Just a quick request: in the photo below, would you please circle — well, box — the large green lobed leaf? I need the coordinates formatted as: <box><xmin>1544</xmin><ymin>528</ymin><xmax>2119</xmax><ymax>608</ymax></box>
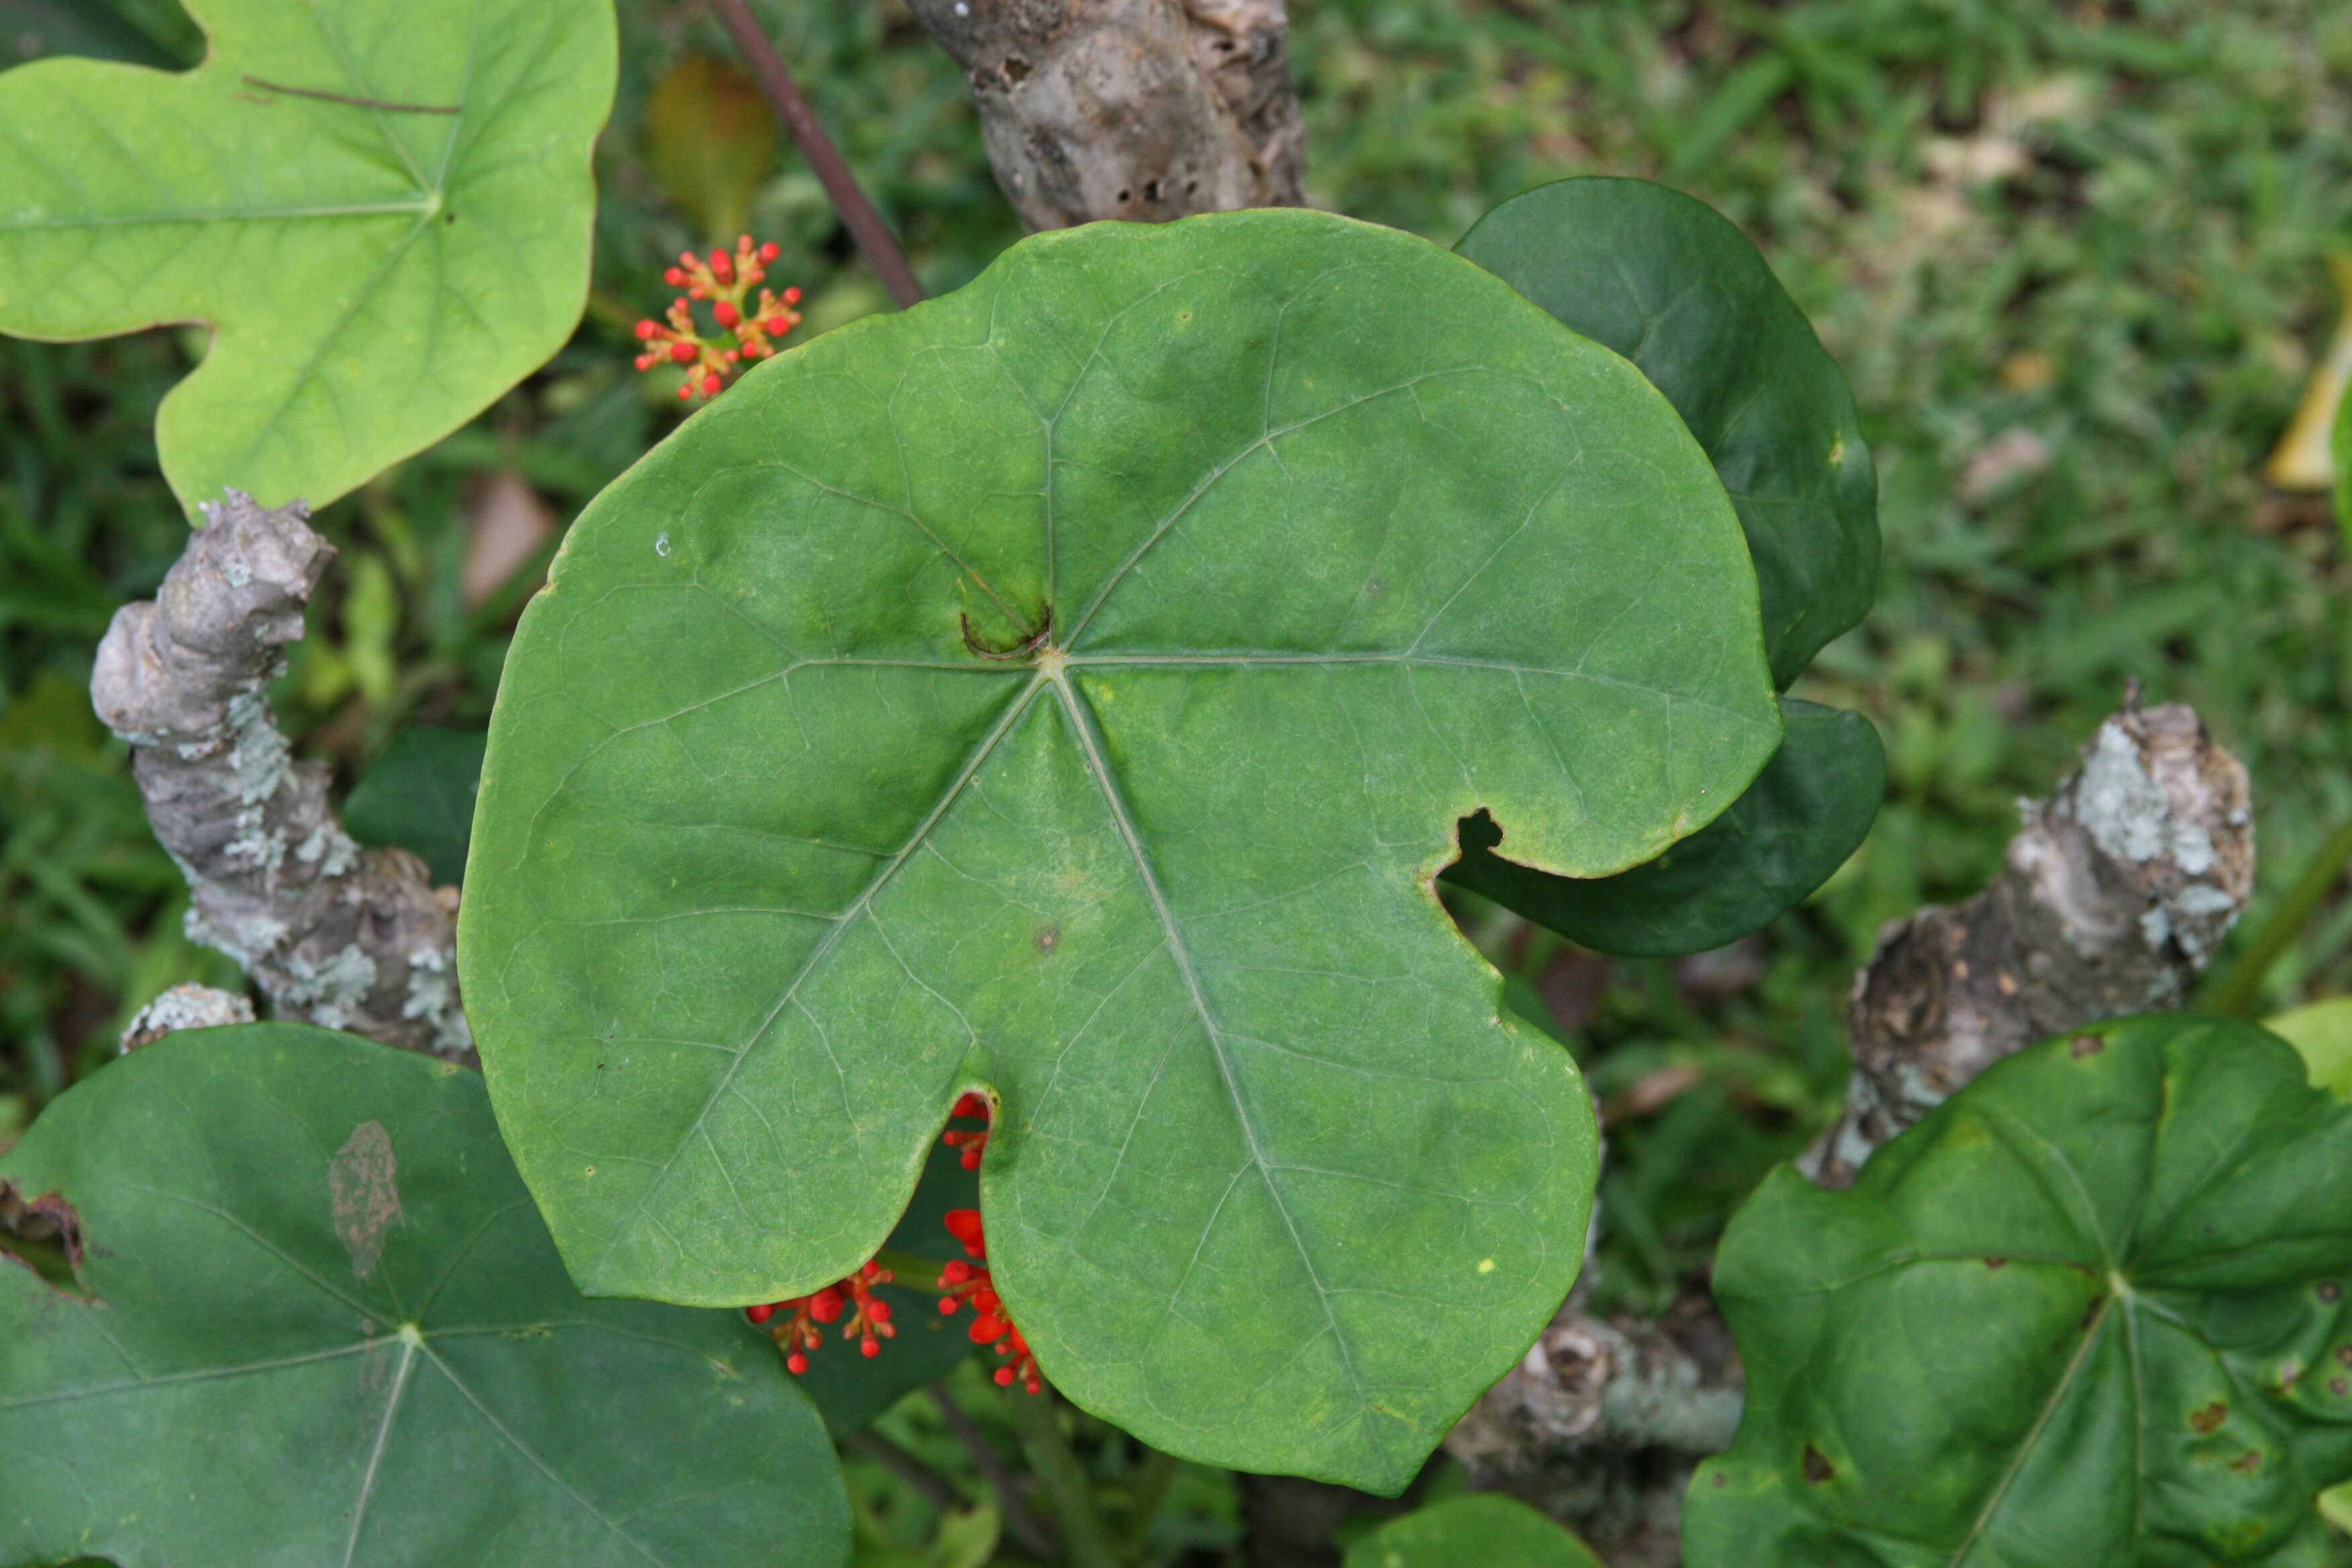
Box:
<box><xmin>0</xmin><ymin>0</ymin><xmax>616</xmax><ymax>516</ymax></box>
<box><xmin>0</xmin><ymin>1024</ymin><xmax>850</xmax><ymax>1568</ymax></box>
<box><xmin>1457</xmin><ymin>177</ymin><xmax>1878</xmax><ymax>689</ymax></box>
<box><xmin>1446</xmin><ymin>179</ymin><xmax>1883</xmax><ymax>953</ymax></box>
<box><xmin>1687</xmin><ymin>1014</ymin><xmax>2352</xmax><ymax>1566</ymax></box>
<box><xmin>1446</xmin><ymin>696</ymin><xmax>1883</xmax><ymax>956</ymax></box>
<box><xmin>461</xmin><ymin>209</ymin><xmax>1781</xmax><ymax>1490</ymax></box>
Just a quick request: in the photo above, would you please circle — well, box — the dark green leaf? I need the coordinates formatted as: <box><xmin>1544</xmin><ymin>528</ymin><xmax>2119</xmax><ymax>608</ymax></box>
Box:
<box><xmin>0</xmin><ymin>0</ymin><xmax>189</xmax><ymax>69</ymax></box>
<box><xmin>0</xmin><ymin>1024</ymin><xmax>850</xmax><ymax>1568</ymax></box>
<box><xmin>461</xmin><ymin>209</ymin><xmax>1782</xmax><ymax>1490</ymax></box>
<box><xmin>0</xmin><ymin>0</ymin><xmax>616</xmax><ymax>516</ymax></box>
<box><xmin>1457</xmin><ymin>177</ymin><xmax>1877</xmax><ymax>688</ymax></box>
<box><xmin>1444</xmin><ymin>698</ymin><xmax>1883</xmax><ymax>956</ymax></box>
<box><xmin>1686</xmin><ymin>1013</ymin><xmax>2352</xmax><ymax>1566</ymax></box>
<box><xmin>1343</xmin><ymin>1494</ymin><xmax>1604</xmax><ymax>1568</ymax></box>
<box><xmin>793</xmin><ymin>1138</ymin><xmax>979</xmax><ymax>1436</ymax></box>
<box><xmin>344</xmin><ymin>726</ymin><xmax>487</xmax><ymax>887</ymax></box>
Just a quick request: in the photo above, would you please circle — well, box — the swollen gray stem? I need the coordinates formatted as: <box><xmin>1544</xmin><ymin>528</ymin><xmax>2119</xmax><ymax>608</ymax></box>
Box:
<box><xmin>907</xmin><ymin>0</ymin><xmax>1305</xmax><ymax>231</ymax></box>
<box><xmin>89</xmin><ymin>491</ymin><xmax>469</xmax><ymax>1059</ymax></box>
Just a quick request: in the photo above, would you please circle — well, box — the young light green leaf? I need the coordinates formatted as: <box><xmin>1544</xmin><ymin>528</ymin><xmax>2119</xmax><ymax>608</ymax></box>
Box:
<box><xmin>1445</xmin><ymin>697</ymin><xmax>1883</xmax><ymax>956</ymax></box>
<box><xmin>0</xmin><ymin>0</ymin><xmax>616</xmax><ymax>517</ymax></box>
<box><xmin>461</xmin><ymin>209</ymin><xmax>1781</xmax><ymax>1491</ymax></box>
<box><xmin>1457</xmin><ymin>177</ymin><xmax>1877</xmax><ymax>689</ymax></box>
<box><xmin>1343</xmin><ymin>1494</ymin><xmax>1604</xmax><ymax>1568</ymax></box>
<box><xmin>1686</xmin><ymin>1013</ymin><xmax>2352</xmax><ymax>1567</ymax></box>
<box><xmin>0</xmin><ymin>1024</ymin><xmax>850</xmax><ymax>1568</ymax></box>
<box><xmin>2266</xmin><ymin>998</ymin><xmax>2352</xmax><ymax>1103</ymax></box>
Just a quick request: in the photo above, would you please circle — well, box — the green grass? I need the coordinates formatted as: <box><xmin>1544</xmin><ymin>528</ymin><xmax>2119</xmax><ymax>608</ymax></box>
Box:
<box><xmin>3</xmin><ymin>0</ymin><xmax>2350</xmax><ymax>1554</ymax></box>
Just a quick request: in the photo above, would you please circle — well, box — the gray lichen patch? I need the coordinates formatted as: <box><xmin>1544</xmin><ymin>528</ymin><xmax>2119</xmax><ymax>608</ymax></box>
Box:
<box><xmin>89</xmin><ymin>491</ymin><xmax>471</xmax><ymax>1060</ymax></box>
<box><xmin>1820</xmin><ymin>697</ymin><xmax>2252</xmax><ymax>1187</ymax></box>
<box><xmin>119</xmin><ymin>983</ymin><xmax>256</xmax><ymax>1050</ymax></box>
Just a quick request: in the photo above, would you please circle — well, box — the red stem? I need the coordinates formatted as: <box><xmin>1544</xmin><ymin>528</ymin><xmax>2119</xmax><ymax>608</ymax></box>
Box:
<box><xmin>704</xmin><ymin>0</ymin><xmax>926</xmax><ymax>310</ymax></box>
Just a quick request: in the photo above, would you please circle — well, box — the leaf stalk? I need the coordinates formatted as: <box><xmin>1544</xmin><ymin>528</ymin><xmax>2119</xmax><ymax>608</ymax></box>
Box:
<box><xmin>703</xmin><ymin>0</ymin><xmax>926</xmax><ymax>309</ymax></box>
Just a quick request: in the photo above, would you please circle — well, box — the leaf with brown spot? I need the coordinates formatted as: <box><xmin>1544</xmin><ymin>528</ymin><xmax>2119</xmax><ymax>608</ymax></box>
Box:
<box><xmin>1689</xmin><ymin>1014</ymin><xmax>2352</xmax><ymax>1565</ymax></box>
<box><xmin>328</xmin><ymin>1120</ymin><xmax>404</xmax><ymax>1281</ymax></box>
<box><xmin>0</xmin><ymin>1024</ymin><xmax>848</xmax><ymax>1568</ymax></box>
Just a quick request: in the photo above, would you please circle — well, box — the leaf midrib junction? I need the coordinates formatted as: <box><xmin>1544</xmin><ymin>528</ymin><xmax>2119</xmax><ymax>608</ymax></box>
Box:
<box><xmin>591</xmin><ymin>648</ymin><xmax>1389</xmax><ymax>1443</ymax></box>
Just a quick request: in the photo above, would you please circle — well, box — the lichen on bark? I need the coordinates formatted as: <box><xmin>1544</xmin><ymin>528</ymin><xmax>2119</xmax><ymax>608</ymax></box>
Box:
<box><xmin>89</xmin><ymin>491</ymin><xmax>469</xmax><ymax>1059</ymax></box>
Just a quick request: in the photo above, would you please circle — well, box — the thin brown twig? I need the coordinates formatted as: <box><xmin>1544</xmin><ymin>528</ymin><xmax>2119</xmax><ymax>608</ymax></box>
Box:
<box><xmin>703</xmin><ymin>0</ymin><xmax>926</xmax><ymax>309</ymax></box>
<box><xmin>926</xmin><ymin>1381</ymin><xmax>1059</xmax><ymax>1559</ymax></box>
<box><xmin>240</xmin><ymin>75</ymin><xmax>461</xmax><ymax>113</ymax></box>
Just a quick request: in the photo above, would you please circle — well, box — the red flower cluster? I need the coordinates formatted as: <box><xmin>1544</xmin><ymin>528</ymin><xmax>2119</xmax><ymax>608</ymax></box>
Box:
<box><xmin>938</xmin><ymin>1206</ymin><xmax>1040</xmax><ymax>1393</ymax></box>
<box><xmin>632</xmin><ymin>234</ymin><xmax>803</xmax><ymax>402</ymax></box>
<box><xmin>942</xmin><ymin>1091</ymin><xmax>992</xmax><ymax>1171</ymax></box>
<box><xmin>744</xmin><ymin>1259</ymin><xmax>895</xmax><ymax>1374</ymax></box>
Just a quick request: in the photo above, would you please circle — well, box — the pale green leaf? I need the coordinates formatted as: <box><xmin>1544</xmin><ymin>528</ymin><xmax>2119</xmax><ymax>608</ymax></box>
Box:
<box><xmin>461</xmin><ymin>209</ymin><xmax>1781</xmax><ymax>1491</ymax></box>
<box><xmin>2267</xmin><ymin>998</ymin><xmax>2352</xmax><ymax>1102</ymax></box>
<box><xmin>0</xmin><ymin>0</ymin><xmax>616</xmax><ymax>516</ymax></box>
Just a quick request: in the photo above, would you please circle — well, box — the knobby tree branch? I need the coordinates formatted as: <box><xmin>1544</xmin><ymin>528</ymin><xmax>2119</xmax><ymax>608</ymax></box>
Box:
<box><xmin>908</xmin><ymin>0</ymin><xmax>1305</xmax><ymax>230</ymax></box>
<box><xmin>1814</xmin><ymin>692</ymin><xmax>2253</xmax><ymax>1185</ymax></box>
<box><xmin>90</xmin><ymin>491</ymin><xmax>470</xmax><ymax>1059</ymax></box>
<box><xmin>1449</xmin><ymin>695</ymin><xmax>2254</xmax><ymax>1565</ymax></box>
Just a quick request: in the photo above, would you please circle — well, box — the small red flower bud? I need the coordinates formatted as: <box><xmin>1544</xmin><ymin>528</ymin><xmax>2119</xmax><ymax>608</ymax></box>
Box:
<box><xmin>746</xmin><ymin>1302</ymin><xmax>774</xmax><ymax>1324</ymax></box>
<box><xmin>810</xmin><ymin>1287</ymin><xmax>844</xmax><ymax>1324</ymax></box>
<box><xmin>677</xmin><ymin>385</ymin><xmax>693</xmax><ymax>401</ymax></box>
<box><xmin>634</xmin><ymin>319</ymin><xmax>658</xmax><ymax>340</ymax></box>
<box><xmin>952</xmin><ymin>1093</ymin><xmax>987</xmax><ymax>1119</ymax></box>
<box><xmin>701</xmin><ymin>373</ymin><xmax>722</xmax><ymax>395</ymax></box>
<box><xmin>710</xmin><ymin>248</ymin><xmax>733</xmax><ymax>281</ymax></box>
<box><xmin>663</xmin><ymin>266</ymin><xmax>685</xmax><ymax>285</ymax></box>
<box><xmin>763</xmin><ymin>316</ymin><xmax>790</xmax><ymax>335</ymax></box>
<box><xmin>861</xmin><ymin>1338</ymin><xmax>881</xmax><ymax>1357</ymax></box>
<box><xmin>866</xmin><ymin>1298</ymin><xmax>892</xmax><ymax>1324</ymax></box>
<box><xmin>761</xmin><ymin>242</ymin><xmax>781</xmax><ymax>263</ymax></box>
<box><xmin>941</xmin><ymin>1260</ymin><xmax>973</xmax><ymax>1285</ymax></box>
<box><xmin>714</xmin><ymin>300</ymin><xmax>740</xmax><ymax>328</ymax></box>
<box><xmin>670</xmin><ymin>341</ymin><xmax>697</xmax><ymax>364</ymax></box>
<box><xmin>786</xmin><ymin>1351</ymin><xmax>807</xmax><ymax>1374</ymax></box>
<box><xmin>940</xmin><ymin>1297</ymin><xmax>959</xmax><ymax>1314</ymax></box>
<box><xmin>784</xmin><ymin>286</ymin><xmax>802</xmax><ymax>304</ymax></box>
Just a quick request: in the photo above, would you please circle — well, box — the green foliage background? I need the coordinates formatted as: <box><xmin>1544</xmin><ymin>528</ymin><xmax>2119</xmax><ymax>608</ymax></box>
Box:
<box><xmin>2</xmin><ymin>0</ymin><xmax>2350</xmax><ymax>1558</ymax></box>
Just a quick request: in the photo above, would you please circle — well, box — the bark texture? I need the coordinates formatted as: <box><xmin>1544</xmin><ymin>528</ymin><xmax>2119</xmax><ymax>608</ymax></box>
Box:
<box><xmin>908</xmin><ymin>0</ymin><xmax>1304</xmax><ymax>230</ymax></box>
<box><xmin>89</xmin><ymin>491</ymin><xmax>469</xmax><ymax>1058</ymax></box>
<box><xmin>119</xmin><ymin>983</ymin><xmax>256</xmax><ymax>1050</ymax></box>
<box><xmin>1448</xmin><ymin>696</ymin><xmax>2253</xmax><ymax>1563</ymax></box>
<box><xmin>1810</xmin><ymin>693</ymin><xmax>2252</xmax><ymax>1185</ymax></box>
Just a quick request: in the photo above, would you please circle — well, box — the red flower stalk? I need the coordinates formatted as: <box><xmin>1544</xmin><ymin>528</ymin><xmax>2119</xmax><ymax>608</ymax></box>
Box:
<box><xmin>942</xmin><ymin>1091</ymin><xmax>992</xmax><ymax>1171</ymax></box>
<box><xmin>935</xmin><ymin>1207</ymin><xmax>1042</xmax><ymax>1393</ymax></box>
<box><xmin>632</xmin><ymin>233</ymin><xmax>803</xmax><ymax>402</ymax></box>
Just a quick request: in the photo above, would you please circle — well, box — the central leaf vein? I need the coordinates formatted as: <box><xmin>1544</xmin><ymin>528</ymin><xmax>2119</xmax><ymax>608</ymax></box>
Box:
<box><xmin>1046</xmin><ymin>670</ymin><xmax>1379</xmax><ymax>1437</ymax></box>
<box><xmin>595</xmin><ymin>673</ymin><xmax>1044</xmax><ymax>1275</ymax></box>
